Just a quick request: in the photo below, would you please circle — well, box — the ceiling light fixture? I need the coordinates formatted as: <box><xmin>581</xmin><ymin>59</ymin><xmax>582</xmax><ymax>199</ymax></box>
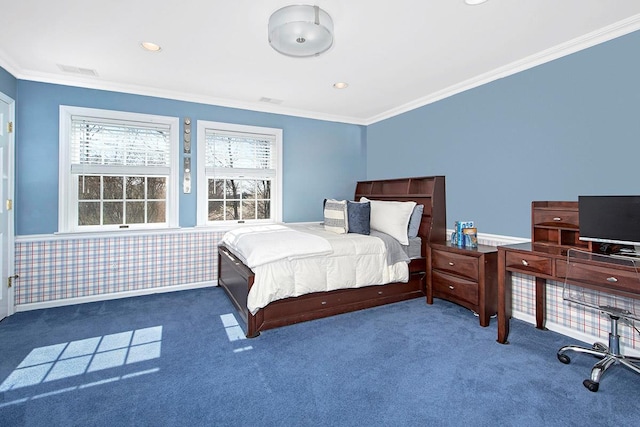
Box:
<box><xmin>141</xmin><ymin>42</ymin><xmax>162</xmax><ymax>52</ymax></box>
<box><xmin>464</xmin><ymin>0</ymin><xmax>488</xmax><ymax>5</ymax></box>
<box><xmin>268</xmin><ymin>5</ymin><xmax>334</xmax><ymax>57</ymax></box>
<box><xmin>333</xmin><ymin>82</ymin><xmax>348</xmax><ymax>89</ymax></box>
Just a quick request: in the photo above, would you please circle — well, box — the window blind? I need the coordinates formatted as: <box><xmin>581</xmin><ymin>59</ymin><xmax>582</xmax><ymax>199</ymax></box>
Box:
<box><xmin>70</xmin><ymin>115</ymin><xmax>172</xmax><ymax>173</ymax></box>
<box><xmin>204</xmin><ymin>129</ymin><xmax>275</xmax><ymax>176</ymax></box>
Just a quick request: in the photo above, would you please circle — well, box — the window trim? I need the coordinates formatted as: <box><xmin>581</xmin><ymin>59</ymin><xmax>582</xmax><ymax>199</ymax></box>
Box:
<box><xmin>59</xmin><ymin>106</ymin><xmax>180</xmax><ymax>233</ymax></box>
<box><xmin>196</xmin><ymin>120</ymin><xmax>283</xmax><ymax>227</ymax></box>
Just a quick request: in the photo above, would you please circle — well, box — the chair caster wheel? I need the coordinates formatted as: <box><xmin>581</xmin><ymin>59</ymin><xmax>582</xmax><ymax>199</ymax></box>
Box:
<box><xmin>557</xmin><ymin>353</ymin><xmax>571</xmax><ymax>364</ymax></box>
<box><xmin>583</xmin><ymin>379</ymin><xmax>599</xmax><ymax>392</ymax></box>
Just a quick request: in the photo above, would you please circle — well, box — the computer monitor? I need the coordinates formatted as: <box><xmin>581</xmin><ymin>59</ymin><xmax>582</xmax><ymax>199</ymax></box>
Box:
<box><xmin>579</xmin><ymin>195</ymin><xmax>640</xmax><ymax>256</ymax></box>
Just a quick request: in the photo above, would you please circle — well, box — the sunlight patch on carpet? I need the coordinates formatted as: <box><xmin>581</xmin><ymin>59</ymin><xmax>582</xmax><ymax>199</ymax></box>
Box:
<box><xmin>0</xmin><ymin>326</ymin><xmax>163</xmax><ymax>392</ymax></box>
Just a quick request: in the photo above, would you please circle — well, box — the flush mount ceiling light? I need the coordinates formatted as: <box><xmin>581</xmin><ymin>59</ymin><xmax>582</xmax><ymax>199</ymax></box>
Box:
<box><xmin>465</xmin><ymin>0</ymin><xmax>488</xmax><ymax>5</ymax></box>
<box><xmin>268</xmin><ymin>5</ymin><xmax>334</xmax><ymax>57</ymax></box>
<box><xmin>333</xmin><ymin>82</ymin><xmax>348</xmax><ymax>89</ymax></box>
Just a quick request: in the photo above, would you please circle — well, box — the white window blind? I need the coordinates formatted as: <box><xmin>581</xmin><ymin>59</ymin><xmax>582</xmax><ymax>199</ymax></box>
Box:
<box><xmin>70</xmin><ymin>115</ymin><xmax>172</xmax><ymax>174</ymax></box>
<box><xmin>204</xmin><ymin>129</ymin><xmax>276</xmax><ymax>177</ymax></box>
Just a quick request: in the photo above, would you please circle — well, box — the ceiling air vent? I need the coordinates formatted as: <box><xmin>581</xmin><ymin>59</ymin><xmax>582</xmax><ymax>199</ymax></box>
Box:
<box><xmin>57</xmin><ymin>64</ymin><xmax>99</xmax><ymax>77</ymax></box>
<box><xmin>259</xmin><ymin>97</ymin><xmax>283</xmax><ymax>105</ymax></box>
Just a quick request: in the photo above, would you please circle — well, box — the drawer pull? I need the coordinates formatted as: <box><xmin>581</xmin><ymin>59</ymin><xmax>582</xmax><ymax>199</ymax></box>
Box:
<box><xmin>606</xmin><ymin>277</ymin><xmax>618</xmax><ymax>283</ymax></box>
<box><xmin>449</xmin><ymin>285</ymin><xmax>455</xmax><ymax>290</ymax></box>
<box><xmin>448</xmin><ymin>262</ymin><xmax>455</xmax><ymax>266</ymax></box>
<box><xmin>378</xmin><ymin>291</ymin><xmax>384</xmax><ymax>295</ymax></box>
<box><xmin>553</xmin><ymin>217</ymin><xmax>562</xmax><ymax>221</ymax></box>
<box><xmin>321</xmin><ymin>301</ymin><xmax>327</xmax><ymax>305</ymax></box>
<box><xmin>521</xmin><ymin>259</ymin><xmax>529</xmax><ymax>266</ymax></box>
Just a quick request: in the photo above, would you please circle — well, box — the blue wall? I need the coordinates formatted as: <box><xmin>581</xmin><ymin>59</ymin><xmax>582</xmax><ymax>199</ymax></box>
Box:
<box><xmin>0</xmin><ymin>66</ymin><xmax>17</xmax><ymax>100</ymax></box>
<box><xmin>366</xmin><ymin>30</ymin><xmax>640</xmax><ymax>238</ymax></box>
<box><xmin>11</xmin><ymin>28</ymin><xmax>640</xmax><ymax>238</ymax></box>
<box><xmin>15</xmin><ymin>82</ymin><xmax>365</xmax><ymax>235</ymax></box>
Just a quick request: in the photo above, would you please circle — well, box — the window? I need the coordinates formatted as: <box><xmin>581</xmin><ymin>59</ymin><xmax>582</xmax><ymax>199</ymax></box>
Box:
<box><xmin>196</xmin><ymin>121</ymin><xmax>282</xmax><ymax>226</ymax></box>
<box><xmin>59</xmin><ymin>106</ymin><xmax>179</xmax><ymax>232</ymax></box>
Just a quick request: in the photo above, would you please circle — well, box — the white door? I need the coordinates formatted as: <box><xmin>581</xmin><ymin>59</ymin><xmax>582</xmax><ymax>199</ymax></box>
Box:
<box><xmin>0</xmin><ymin>93</ymin><xmax>15</xmax><ymax>320</ymax></box>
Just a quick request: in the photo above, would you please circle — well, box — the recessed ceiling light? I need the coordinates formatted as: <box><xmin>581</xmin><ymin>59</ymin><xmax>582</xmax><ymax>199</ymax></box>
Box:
<box><xmin>141</xmin><ymin>42</ymin><xmax>162</xmax><ymax>52</ymax></box>
<box><xmin>465</xmin><ymin>0</ymin><xmax>488</xmax><ymax>5</ymax></box>
<box><xmin>333</xmin><ymin>82</ymin><xmax>348</xmax><ymax>89</ymax></box>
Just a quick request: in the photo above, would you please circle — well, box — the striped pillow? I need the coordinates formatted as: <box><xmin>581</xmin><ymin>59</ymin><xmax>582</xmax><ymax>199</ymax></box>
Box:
<box><xmin>324</xmin><ymin>199</ymin><xmax>348</xmax><ymax>234</ymax></box>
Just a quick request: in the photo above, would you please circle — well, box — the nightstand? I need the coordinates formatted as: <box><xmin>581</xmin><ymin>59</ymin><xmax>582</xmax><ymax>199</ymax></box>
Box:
<box><xmin>427</xmin><ymin>242</ymin><xmax>498</xmax><ymax>326</ymax></box>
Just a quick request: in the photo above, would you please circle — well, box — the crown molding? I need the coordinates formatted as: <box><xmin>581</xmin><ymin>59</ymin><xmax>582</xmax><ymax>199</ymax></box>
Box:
<box><xmin>1</xmin><ymin>65</ymin><xmax>368</xmax><ymax>126</ymax></box>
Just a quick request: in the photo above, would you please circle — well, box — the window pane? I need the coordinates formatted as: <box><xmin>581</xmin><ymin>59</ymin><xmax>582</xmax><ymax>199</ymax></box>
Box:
<box><xmin>257</xmin><ymin>180</ymin><xmax>271</xmax><ymax>199</ymax></box>
<box><xmin>147</xmin><ymin>201</ymin><xmax>166</xmax><ymax>223</ymax></box>
<box><xmin>209</xmin><ymin>179</ymin><xmax>223</xmax><ymax>199</ymax></box>
<box><xmin>240</xmin><ymin>180</ymin><xmax>256</xmax><ymax>199</ymax></box>
<box><xmin>78</xmin><ymin>202</ymin><xmax>100</xmax><ymax>225</ymax></box>
<box><xmin>103</xmin><ymin>202</ymin><xmax>123</xmax><ymax>224</ymax></box>
<box><xmin>225</xmin><ymin>180</ymin><xmax>240</xmax><ymax>199</ymax></box>
<box><xmin>126</xmin><ymin>201</ymin><xmax>145</xmax><ymax>223</ymax></box>
<box><xmin>258</xmin><ymin>201</ymin><xmax>271</xmax><ymax>220</ymax></box>
<box><xmin>147</xmin><ymin>177</ymin><xmax>166</xmax><ymax>200</ymax></box>
<box><xmin>243</xmin><ymin>201</ymin><xmax>256</xmax><ymax>220</ymax></box>
<box><xmin>78</xmin><ymin>176</ymin><xmax>101</xmax><ymax>200</ymax></box>
<box><xmin>225</xmin><ymin>201</ymin><xmax>240</xmax><ymax>220</ymax></box>
<box><xmin>126</xmin><ymin>177</ymin><xmax>145</xmax><ymax>200</ymax></box>
<box><xmin>103</xmin><ymin>176</ymin><xmax>123</xmax><ymax>200</ymax></box>
<box><xmin>208</xmin><ymin>201</ymin><xmax>224</xmax><ymax>220</ymax></box>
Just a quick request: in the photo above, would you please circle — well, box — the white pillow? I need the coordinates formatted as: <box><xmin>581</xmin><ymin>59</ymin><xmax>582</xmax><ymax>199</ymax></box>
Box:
<box><xmin>360</xmin><ymin>197</ymin><xmax>416</xmax><ymax>245</ymax></box>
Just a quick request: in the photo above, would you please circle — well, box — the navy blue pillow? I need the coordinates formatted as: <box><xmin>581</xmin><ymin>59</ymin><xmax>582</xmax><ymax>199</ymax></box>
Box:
<box><xmin>347</xmin><ymin>201</ymin><xmax>370</xmax><ymax>235</ymax></box>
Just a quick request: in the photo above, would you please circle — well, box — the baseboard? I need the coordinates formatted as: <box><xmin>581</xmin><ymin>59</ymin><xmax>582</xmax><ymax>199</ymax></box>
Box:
<box><xmin>514</xmin><ymin>310</ymin><xmax>640</xmax><ymax>358</ymax></box>
<box><xmin>15</xmin><ymin>281</ymin><xmax>218</xmax><ymax>312</ymax></box>
<box><xmin>446</xmin><ymin>229</ymin><xmax>529</xmax><ymax>247</ymax></box>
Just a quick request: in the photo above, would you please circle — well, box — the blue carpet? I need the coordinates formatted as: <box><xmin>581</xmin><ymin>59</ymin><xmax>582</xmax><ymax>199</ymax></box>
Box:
<box><xmin>0</xmin><ymin>287</ymin><xmax>638</xmax><ymax>426</ymax></box>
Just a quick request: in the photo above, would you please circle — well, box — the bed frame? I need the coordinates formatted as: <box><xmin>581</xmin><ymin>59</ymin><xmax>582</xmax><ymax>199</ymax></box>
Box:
<box><xmin>217</xmin><ymin>176</ymin><xmax>446</xmax><ymax>337</ymax></box>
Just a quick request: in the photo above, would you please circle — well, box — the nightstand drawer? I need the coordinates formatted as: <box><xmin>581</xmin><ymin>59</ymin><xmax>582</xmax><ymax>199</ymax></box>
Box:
<box><xmin>505</xmin><ymin>251</ymin><xmax>552</xmax><ymax>276</ymax></box>
<box><xmin>431</xmin><ymin>249</ymin><xmax>479</xmax><ymax>281</ymax></box>
<box><xmin>431</xmin><ymin>270</ymin><xmax>478</xmax><ymax>306</ymax></box>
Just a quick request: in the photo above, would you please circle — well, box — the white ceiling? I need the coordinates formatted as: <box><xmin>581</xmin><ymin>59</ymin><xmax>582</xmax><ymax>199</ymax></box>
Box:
<box><xmin>2</xmin><ymin>1</ymin><xmax>640</xmax><ymax>125</ymax></box>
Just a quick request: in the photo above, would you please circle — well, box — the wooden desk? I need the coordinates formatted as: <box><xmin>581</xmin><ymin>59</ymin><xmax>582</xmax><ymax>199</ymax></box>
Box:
<box><xmin>497</xmin><ymin>243</ymin><xmax>640</xmax><ymax>344</ymax></box>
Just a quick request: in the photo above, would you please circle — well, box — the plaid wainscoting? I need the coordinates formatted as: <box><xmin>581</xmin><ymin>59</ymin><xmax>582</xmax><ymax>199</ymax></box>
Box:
<box><xmin>15</xmin><ymin>230</ymin><xmax>227</xmax><ymax>307</ymax></box>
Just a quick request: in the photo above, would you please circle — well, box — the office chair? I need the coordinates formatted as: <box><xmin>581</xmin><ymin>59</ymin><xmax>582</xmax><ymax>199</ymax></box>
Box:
<box><xmin>556</xmin><ymin>249</ymin><xmax>640</xmax><ymax>392</ymax></box>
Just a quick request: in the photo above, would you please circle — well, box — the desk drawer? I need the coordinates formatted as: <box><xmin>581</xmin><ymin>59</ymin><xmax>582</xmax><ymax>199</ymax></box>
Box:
<box><xmin>533</xmin><ymin>209</ymin><xmax>579</xmax><ymax>227</ymax></box>
<box><xmin>505</xmin><ymin>252</ymin><xmax>552</xmax><ymax>276</ymax></box>
<box><xmin>556</xmin><ymin>260</ymin><xmax>639</xmax><ymax>293</ymax></box>
<box><xmin>431</xmin><ymin>270</ymin><xmax>478</xmax><ymax>306</ymax></box>
<box><xmin>431</xmin><ymin>249</ymin><xmax>479</xmax><ymax>281</ymax></box>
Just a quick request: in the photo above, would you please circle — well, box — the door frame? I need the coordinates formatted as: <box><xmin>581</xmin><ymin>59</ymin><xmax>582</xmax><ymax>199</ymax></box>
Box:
<box><xmin>0</xmin><ymin>91</ymin><xmax>16</xmax><ymax>318</ymax></box>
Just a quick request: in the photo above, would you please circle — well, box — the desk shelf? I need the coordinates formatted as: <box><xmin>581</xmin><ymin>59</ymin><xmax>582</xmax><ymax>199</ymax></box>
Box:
<box><xmin>532</xmin><ymin>201</ymin><xmax>589</xmax><ymax>255</ymax></box>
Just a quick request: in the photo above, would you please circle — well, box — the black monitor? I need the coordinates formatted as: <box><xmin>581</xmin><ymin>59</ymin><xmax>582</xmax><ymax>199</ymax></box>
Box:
<box><xmin>579</xmin><ymin>195</ymin><xmax>640</xmax><ymax>256</ymax></box>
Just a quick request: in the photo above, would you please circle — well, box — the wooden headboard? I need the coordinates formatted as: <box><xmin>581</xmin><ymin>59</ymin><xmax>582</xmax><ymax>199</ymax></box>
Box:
<box><xmin>354</xmin><ymin>176</ymin><xmax>446</xmax><ymax>257</ymax></box>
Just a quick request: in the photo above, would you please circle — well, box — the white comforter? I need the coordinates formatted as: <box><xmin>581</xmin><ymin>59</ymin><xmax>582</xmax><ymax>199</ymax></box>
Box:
<box><xmin>222</xmin><ymin>223</ymin><xmax>409</xmax><ymax>314</ymax></box>
<box><xmin>221</xmin><ymin>224</ymin><xmax>333</xmax><ymax>268</ymax></box>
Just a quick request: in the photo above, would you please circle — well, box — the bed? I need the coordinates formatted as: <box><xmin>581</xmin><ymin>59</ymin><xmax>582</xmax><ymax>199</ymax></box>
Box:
<box><xmin>217</xmin><ymin>176</ymin><xmax>446</xmax><ymax>337</ymax></box>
